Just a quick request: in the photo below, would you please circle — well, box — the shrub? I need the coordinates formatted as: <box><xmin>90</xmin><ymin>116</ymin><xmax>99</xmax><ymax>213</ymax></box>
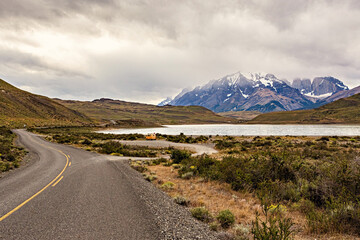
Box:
<box><xmin>161</xmin><ymin>181</ymin><xmax>175</xmax><ymax>190</ymax></box>
<box><xmin>209</xmin><ymin>221</ymin><xmax>220</xmax><ymax>231</ymax></box>
<box><xmin>171</xmin><ymin>149</ymin><xmax>191</xmax><ymax>164</ymax></box>
<box><xmin>234</xmin><ymin>224</ymin><xmax>251</xmax><ymax>240</ymax></box>
<box><xmin>143</xmin><ymin>174</ymin><xmax>157</xmax><ymax>182</ymax></box>
<box><xmin>172</xmin><ymin>163</ymin><xmax>181</xmax><ymax>169</ymax></box>
<box><xmin>216</xmin><ymin>209</ymin><xmax>235</xmax><ymax>228</ymax></box>
<box><xmin>130</xmin><ymin>162</ymin><xmax>147</xmax><ymax>173</ymax></box>
<box><xmin>151</xmin><ymin>158</ymin><xmax>168</xmax><ymax>165</ymax></box>
<box><xmin>181</xmin><ymin>171</ymin><xmax>194</xmax><ymax>179</ymax></box>
<box><xmin>251</xmin><ymin>197</ymin><xmax>294</xmax><ymax>240</ymax></box>
<box><xmin>173</xmin><ymin>195</ymin><xmax>190</xmax><ymax>206</ymax></box>
<box><xmin>190</xmin><ymin>207</ymin><xmax>212</xmax><ymax>223</ymax></box>
<box><xmin>81</xmin><ymin>139</ymin><xmax>92</xmax><ymax>145</ymax></box>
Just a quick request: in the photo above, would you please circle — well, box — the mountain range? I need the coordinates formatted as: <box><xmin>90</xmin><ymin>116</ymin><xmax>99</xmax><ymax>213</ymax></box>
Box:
<box><xmin>160</xmin><ymin>72</ymin><xmax>360</xmax><ymax>113</ymax></box>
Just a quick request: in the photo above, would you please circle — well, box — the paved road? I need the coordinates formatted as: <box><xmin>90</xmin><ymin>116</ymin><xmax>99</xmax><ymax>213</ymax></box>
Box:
<box><xmin>0</xmin><ymin>130</ymin><xmax>218</xmax><ymax>240</ymax></box>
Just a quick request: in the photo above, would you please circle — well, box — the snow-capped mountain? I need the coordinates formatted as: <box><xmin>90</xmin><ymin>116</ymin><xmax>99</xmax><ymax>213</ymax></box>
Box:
<box><xmin>158</xmin><ymin>97</ymin><xmax>172</xmax><ymax>106</ymax></box>
<box><xmin>159</xmin><ymin>72</ymin><xmax>355</xmax><ymax>113</ymax></box>
<box><xmin>292</xmin><ymin>77</ymin><xmax>349</xmax><ymax>99</ymax></box>
<box><xmin>161</xmin><ymin>72</ymin><xmax>314</xmax><ymax>113</ymax></box>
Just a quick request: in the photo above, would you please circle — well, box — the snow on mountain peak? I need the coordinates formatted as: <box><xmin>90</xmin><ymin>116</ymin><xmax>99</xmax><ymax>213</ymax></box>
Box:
<box><xmin>226</xmin><ymin>72</ymin><xmax>240</xmax><ymax>82</ymax></box>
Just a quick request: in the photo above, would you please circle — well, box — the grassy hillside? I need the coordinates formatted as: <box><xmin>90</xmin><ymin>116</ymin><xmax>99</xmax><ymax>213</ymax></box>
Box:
<box><xmin>250</xmin><ymin>93</ymin><xmax>360</xmax><ymax>124</ymax></box>
<box><xmin>0</xmin><ymin>79</ymin><xmax>92</xmax><ymax>128</ymax></box>
<box><xmin>218</xmin><ymin>111</ymin><xmax>261</xmax><ymax>121</ymax></box>
<box><xmin>56</xmin><ymin>98</ymin><xmax>235</xmax><ymax>126</ymax></box>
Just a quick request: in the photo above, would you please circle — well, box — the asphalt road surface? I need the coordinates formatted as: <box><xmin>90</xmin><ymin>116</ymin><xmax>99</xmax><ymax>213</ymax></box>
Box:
<box><xmin>0</xmin><ymin>130</ymin><xmax>218</xmax><ymax>240</ymax></box>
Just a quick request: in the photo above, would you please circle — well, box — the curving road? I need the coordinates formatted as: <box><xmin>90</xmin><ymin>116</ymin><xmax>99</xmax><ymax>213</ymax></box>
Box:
<box><xmin>0</xmin><ymin>130</ymin><xmax>218</xmax><ymax>240</ymax></box>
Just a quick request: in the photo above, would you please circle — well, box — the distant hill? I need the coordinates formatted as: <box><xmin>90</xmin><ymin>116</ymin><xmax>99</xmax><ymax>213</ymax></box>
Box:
<box><xmin>0</xmin><ymin>79</ymin><xmax>92</xmax><ymax>128</ymax></box>
<box><xmin>250</xmin><ymin>93</ymin><xmax>360</xmax><ymax>124</ymax></box>
<box><xmin>55</xmin><ymin>98</ymin><xmax>235</xmax><ymax>126</ymax></box>
<box><xmin>320</xmin><ymin>86</ymin><xmax>360</xmax><ymax>104</ymax></box>
<box><xmin>218</xmin><ymin>111</ymin><xmax>261</xmax><ymax>121</ymax></box>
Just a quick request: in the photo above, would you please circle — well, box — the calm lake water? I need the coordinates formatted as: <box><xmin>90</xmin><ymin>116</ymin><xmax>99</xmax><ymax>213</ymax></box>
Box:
<box><xmin>98</xmin><ymin>124</ymin><xmax>360</xmax><ymax>136</ymax></box>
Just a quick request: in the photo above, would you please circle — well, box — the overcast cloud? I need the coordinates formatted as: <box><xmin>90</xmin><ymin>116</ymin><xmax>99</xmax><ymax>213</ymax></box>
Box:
<box><xmin>0</xmin><ymin>0</ymin><xmax>359</xmax><ymax>104</ymax></box>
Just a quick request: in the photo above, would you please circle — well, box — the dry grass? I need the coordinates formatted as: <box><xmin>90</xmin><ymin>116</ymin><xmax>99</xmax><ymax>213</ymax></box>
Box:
<box><xmin>147</xmin><ymin>164</ymin><xmax>360</xmax><ymax>240</ymax></box>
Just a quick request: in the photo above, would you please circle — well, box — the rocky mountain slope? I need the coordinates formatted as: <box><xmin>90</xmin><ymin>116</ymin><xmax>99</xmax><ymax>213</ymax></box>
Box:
<box><xmin>161</xmin><ymin>72</ymin><xmax>313</xmax><ymax>113</ymax></box>
<box><xmin>292</xmin><ymin>77</ymin><xmax>348</xmax><ymax>98</ymax></box>
<box><xmin>0</xmin><ymin>79</ymin><xmax>92</xmax><ymax>128</ymax></box>
<box><xmin>250</xmin><ymin>93</ymin><xmax>360</xmax><ymax>124</ymax></box>
<box><xmin>320</xmin><ymin>85</ymin><xmax>360</xmax><ymax>104</ymax></box>
<box><xmin>161</xmin><ymin>72</ymin><xmax>357</xmax><ymax>113</ymax></box>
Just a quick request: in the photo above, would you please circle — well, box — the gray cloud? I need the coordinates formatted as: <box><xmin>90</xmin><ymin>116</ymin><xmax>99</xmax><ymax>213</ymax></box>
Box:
<box><xmin>0</xmin><ymin>0</ymin><xmax>359</xmax><ymax>104</ymax></box>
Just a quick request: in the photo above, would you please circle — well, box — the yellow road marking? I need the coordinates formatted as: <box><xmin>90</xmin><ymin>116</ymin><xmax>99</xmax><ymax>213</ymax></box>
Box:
<box><xmin>52</xmin><ymin>176</ymin><xmax>64</xmax><ymax>187</ymax></box>
<box><xmin>0</xmin><ymin>139</ymin><xmax>69</xmax><ymax>222</ymax></box>
<box><xmin>69</xmin><ymin>162</ymin><xmax>72</xmax><ymax>167</ymax></box>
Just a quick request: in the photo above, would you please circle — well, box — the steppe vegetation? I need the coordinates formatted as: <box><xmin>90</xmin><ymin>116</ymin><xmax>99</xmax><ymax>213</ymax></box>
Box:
<box><xmin>30</xmin><ymin>127</ymin><xmax>172</xmax><ymax>158</ymax></box>
<box><xmin>133</xmin><ymin>135</ymin><xmax>360</xmax><ymax>239</ymax></box>
<box><xmin>17</xmin><ymin>127</ymin><xmax>360</xmax><ymax>238</ymax></box>
<box><xmin>0</xmin><ymin>127</ymin><xmax>25</xmax><ymax>172</ymax></box>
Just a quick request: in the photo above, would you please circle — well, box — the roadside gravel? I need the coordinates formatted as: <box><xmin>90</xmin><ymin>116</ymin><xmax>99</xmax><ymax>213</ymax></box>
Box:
<box><xmin>112</xmin><ymin>160</ymin><xmax>221</xmax><ymax>240</ymax></box>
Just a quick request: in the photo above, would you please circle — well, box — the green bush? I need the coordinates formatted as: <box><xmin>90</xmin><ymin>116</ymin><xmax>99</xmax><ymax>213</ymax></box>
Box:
<box><xmin>170</xmin><ymin>149</ymin><xmax>191</xmax><ymax>164</ymax></box>
<box><xmin>216</xmin><ymin>209</ymin><xmax>235</xmax><ymax>228</ymax></box>
<box><xmin>190</xmin><ymin>207</ymin><xmax>212</xmax><ymax>223</ymax></box>
<box><xmin>161</xmin><ymin>181</ymin><xmax>175</xmax><ymax>190</ymax></box>
<box><xmin>173</xmin><ymin>195</ymin><xmax>190</xmax><ymax>206</ymax></box>
<box><xmin>181</xmin><ymin>171</ymin><xmax>194</xmax><ymax>179</ymax></box>
<box><xmin>209</xmin><ymin>221</ymin><xmax>220</xmax><ymax>231</ymax></box>
<box><xmin>130</xmin><ymin>162</ymin><xmax>147</xmax><ymax>173</ymax></box>
<box><xmin>251</xmin><ymin>198</ymin><xmax>294</xmax><ymax>240</ymax></box>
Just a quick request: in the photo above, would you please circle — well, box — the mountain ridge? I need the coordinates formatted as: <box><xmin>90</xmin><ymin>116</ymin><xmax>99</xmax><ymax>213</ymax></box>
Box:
<box><xmin>161</xmin><ymin>72</ymin><xmax>357</xmax><ymax>113</ymax></box>
<box><xmin>55</xmin><ymin>98</ymin><xmax>236</xmax><ymax>126</ymax></box>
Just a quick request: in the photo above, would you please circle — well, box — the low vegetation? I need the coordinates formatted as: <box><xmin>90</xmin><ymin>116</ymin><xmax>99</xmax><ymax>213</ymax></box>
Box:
<box><xmin>25</xmin><ymin>126</ymin><xmax>360</xmax><ymax>238</ymax></box>
<box><xmin>161</xmin><ymin>133</ymin><xmax>209</xmax><ymax>144</ymax></box>
<box><xmin>133</xmin><ymin>136</ymin><xmax>360</xmax><ymax>239</ymax></box>
<box><xmin>31</xmin><ymin>127</ymin><xmax>171</xmax><ymax>157</ymax></box>
<box><xmin>251</xmin><ymin>197</ymin><xmax>294</xmax><ymax>240</ymax></box>
<box><xmin>0</xmin><ymin>127</ymin><xmax>25</xmax><ymax>172</ymax></box>
<box><xmin>191</xmin><ymin>207</ymin><xmax>213</xmax><ymax>223</ymax></box>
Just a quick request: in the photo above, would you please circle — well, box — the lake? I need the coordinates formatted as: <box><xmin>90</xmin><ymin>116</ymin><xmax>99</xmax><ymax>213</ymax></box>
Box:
<box><xmin>98</xmin><ymin>124</ymin><xmax>360</xmax><ymax>136</ymax></box>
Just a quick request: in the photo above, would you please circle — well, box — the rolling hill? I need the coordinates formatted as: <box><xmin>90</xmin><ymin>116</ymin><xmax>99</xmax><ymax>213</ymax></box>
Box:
<box><xmin>55</xmin><ymin>98</ymin><xmax>235</xmax><ymax>126</ymax></box>
<box><xmin>250</xmin><ymin>93</ymin><xmax>360</xmax><ymax>124</ymax></box>
<box><xmin>218</xmin><ymin>111</ymin><xmax>261</xmax><ymax>121</ymax></box>
<box><xmin>0</xmin><ymin>79</ymin><xmax>92</xmax><ymax>128</ymax></box>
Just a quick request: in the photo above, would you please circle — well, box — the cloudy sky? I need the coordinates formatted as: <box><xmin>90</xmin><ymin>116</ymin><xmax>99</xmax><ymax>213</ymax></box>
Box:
<box><xmin>1</xmin><ymin>0</ymin><xmax>360</xmax><ymax>104</ymax></box>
